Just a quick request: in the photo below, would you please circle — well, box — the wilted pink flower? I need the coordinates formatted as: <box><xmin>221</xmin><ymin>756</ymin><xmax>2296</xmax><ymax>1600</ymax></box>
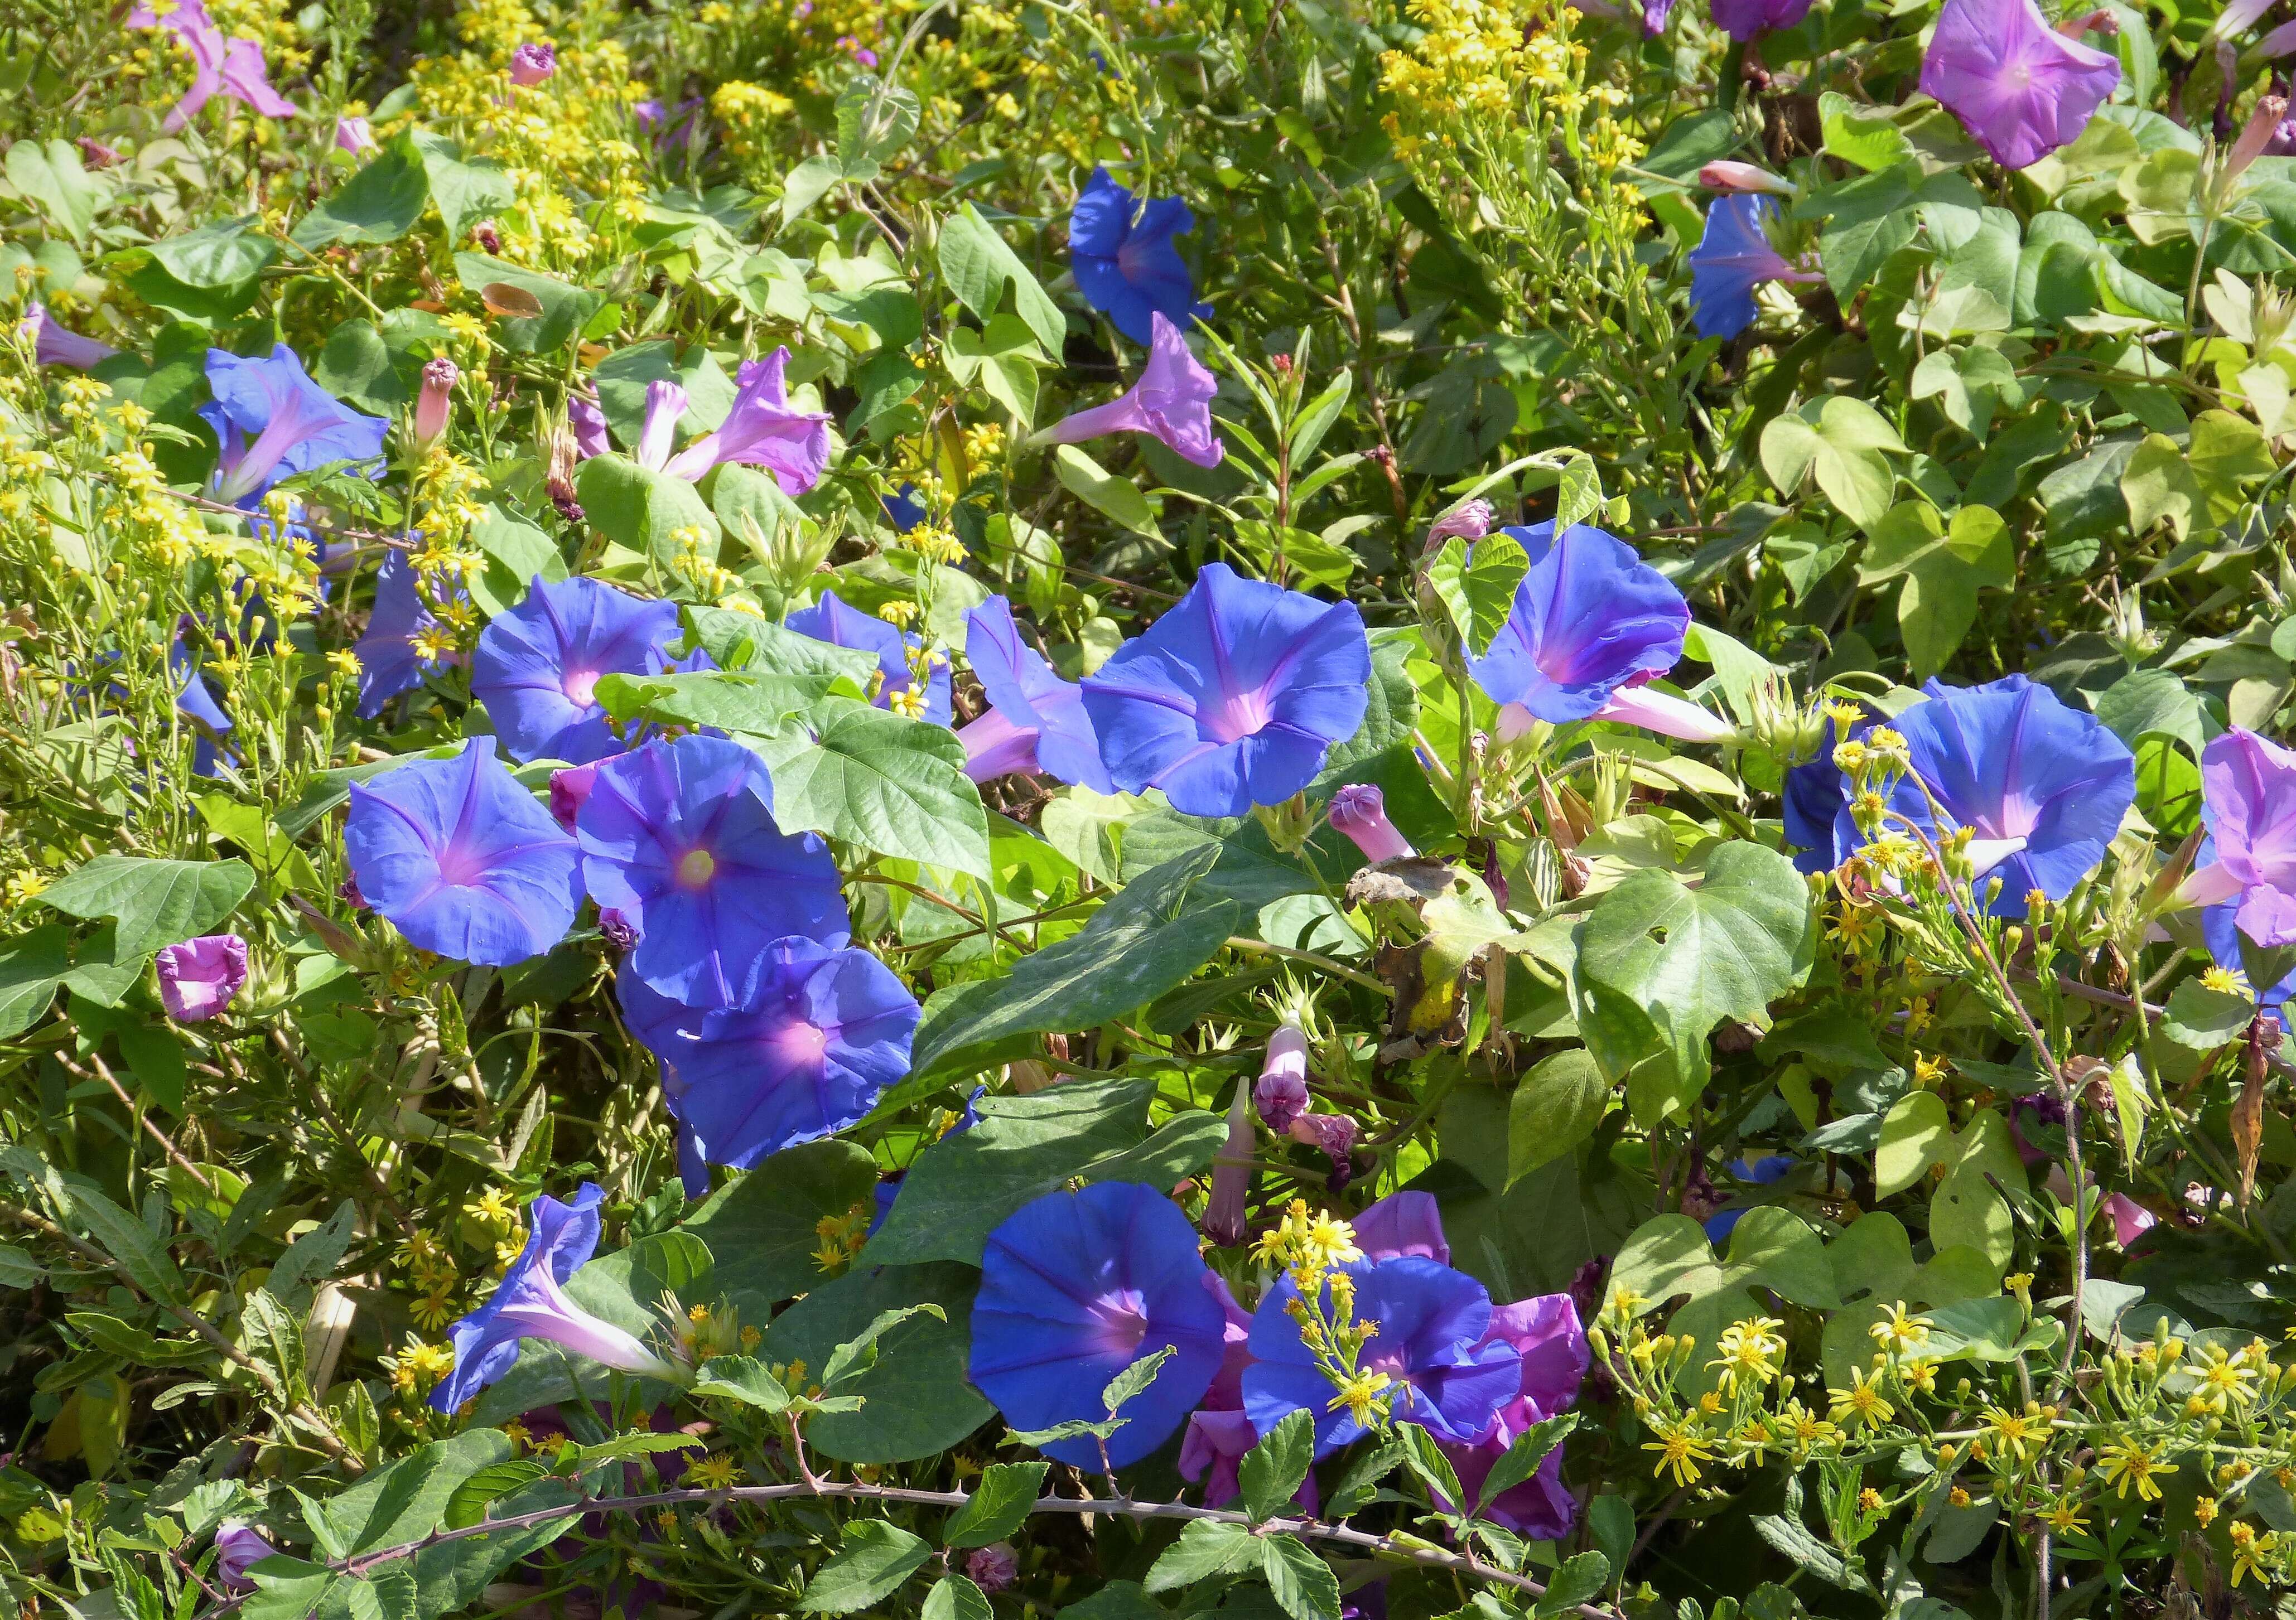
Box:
<box><xmin>509</xmin><ymin>42</ymin><xmax>557</xmax><ymax>85</ymax></box>
<box><xmin>155</xmin><ymin>934</ymin><xmax>249</xmax><ymax>1021</ymax></box>
<box><xmin>1254</xmin><ymin>1024</ymin><xmax>1309</xmax><ymax>1131</ymax></box>
<box><xmin>568</xmin><ymin>390</ymin><xmax>611</xmax><ymax>457</ymax></box>
<box><xmin>78</xmin><ymin>137</ymin><xmax>119</xmax><ymax>168</ymax></box>
<box><xmin>966</xmin><ymin>1545</ymin><xmax>1019</xmax><ymax>1593</ymax></box>
<box><xmin>1040</xmin><ymin>312</ymin><xmax>1224</xmax><ymax>468</ymax></box>
<box><xmin>1918</xmin><ymin>0</ymin><xmax>2120</xmax><ymax>170</ymax></box>
<box><xmin>1426</xmin><ymin>498</ymin><xmax>1495</xmax><ymax>548</ymax></box>
<box><xmin>1290</xmin><ymin>1112</ymin><xmax>1359</xmax><ymax>1184</ymax></box>
<box><xmin>1328</xmin><ymin>784</ymin><xmax>1414</xmax><ymax>863</ymax></box>
<box><xmin>1698</xmin><ymin>160</ymin><xmax>1796</xmax><ymax>195</ymax></box>
<box><xmin>22</xmin><ymin>304</ymin><xmax>117</xmax><ymax>370</ymax></box>
<box><xmin>415</xmin><ymin>356</ymin><xmax>459</xmax><ymax>446</ymax></box>
<box><xmin>335</xmin><ymin>115</ymin><xmax>374</xmax><ymax>152</ymax></box>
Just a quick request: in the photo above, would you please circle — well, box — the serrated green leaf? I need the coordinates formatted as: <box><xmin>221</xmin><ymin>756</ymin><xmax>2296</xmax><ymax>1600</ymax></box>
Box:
<box><xmin>802</xmin><ymin>1521</ymin><xmax>934</xmax><ymax>1614</ymax></box>
<box><xmin>1239</xmin><ymin>1408</ymin><xmax>1315</xmax><ymax>1521</ymax></box>
<box><xmin>943</xmin><ymin>1461</ymin><xmax>1047</xmax><ymax>1548</ymax></box>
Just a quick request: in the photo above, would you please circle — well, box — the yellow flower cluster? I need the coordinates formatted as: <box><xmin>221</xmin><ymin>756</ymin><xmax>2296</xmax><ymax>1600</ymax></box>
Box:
<box><xmin>713</xmin><ymin>82</ymin><xmax>798</xmax><ymax>163</ymax></box>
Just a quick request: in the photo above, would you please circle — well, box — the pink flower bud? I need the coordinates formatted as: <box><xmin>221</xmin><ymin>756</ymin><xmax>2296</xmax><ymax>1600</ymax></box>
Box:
<box><xmin>509</xmin><ymin>41</ymin><xmax>557</xmax><ymax>85</ymax></box>
<box><xmin>2231</xmin><ymin>93</ymin><xmax>2289</xmax><ymax>180</ymax></box>
<box><xmin>2057</xmin><ymin>6</ymin><xmax>2117</xmax><ymax>35</ymax></box>
<box><xmin>1255</xmin><ymin>1023</ymin><xmax>1310</xmax><ymax>1132</ymax></box>
<box><xmin>416</xmin><ymin>356</ymin><xmax>459</xmax><ymax>446</ymax></box>
<box><xmin>568</xmin><ymin>390</ymin><xmax>611</xmax><ymax>458</ymax></box>
<box><xmin>1697</xmin><ymin>160</ymin><xmax>1796</xmax><ymax>195</ymax></box>
<box><xmin>966</xmin><ymin>1545</ymin><xmax>1020</xmax><ymax>1593</ymax></box>
<box><xmin>549</xmin><ymin>762</ymin><xmax>598</xmax><ymax>831</ymax></box>
<box><xmin>1328</xmin><ymin>783</ymin><xmax>1414</xmax><ymax>863</ymax></box>
<box><xmin>335</xmin><ymin>115</ymin><xmax>374</xmax><ymax>153</ymax></box>
<box><xmin>1425</xmin><ymin>498</ymin><xmax>1494</xmax><ymax>548</ymax></box>
<box><xmin>155</xmin><ymin>934</ymin><xmax>249</xmax><ymax>1022</ymax></box>
<box><xmin>1204</xmin><ymin>1078</ymin><xmax>1255</xmax><ymax>1247</ymax></box>
<box><xmin>1290</xmin><ymin>1113</ymin><xmax>1359</xmax><ymax>1187</ymax></box>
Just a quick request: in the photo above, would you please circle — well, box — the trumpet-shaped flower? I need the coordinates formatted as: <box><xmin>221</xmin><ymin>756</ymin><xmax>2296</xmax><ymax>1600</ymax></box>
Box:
<box><xmin>661</xmin><ymin>349</ymin><xmax>831</xmax><ymax>492</ymax></box>
<box><xmin>1082</xmin><ymin>563</ymin><xmax>1369</xmax><ymax>818</ymax></box>
<box><xmin>1851</xmin><ymin>675</ymin><xmax>2135</xmax><ymax>916</ymax></box>
<box><xmin>576</xmin><ymin>736</ymin><xmax>847</xmax><ymax>1009</ymax></box>
<box><xmin>1069</xmin><ymin>168</ymin><xmax>1213</xmax><ymax>345</ymax></box>
<box><xmin>958</xmin><ymin>596</ymin><xmax>1115</xmax><ymax>791</ymax></box>
<box><xmin>1040</xmin><ymin>313</ymin><xmax>1224</xmax><ymax>468</ymax></box>
<box><xmin>22</xmin><ymin>304</ymin><xmax>116</xmax><ymax>370</ymax></box>
<box><xmin>1689</xmin><ymin>196</ymin><xmax>1822</xmax><ymax>341</ymax></box>
<box><xmin>2181</xmin><ymin>729</ymin><xmax>2296</xmax><ymax>946</ymax></box>
<box><xmin>509</xmin><ymin>41</ymin><xmax>556</xmax><ymax>84</ymax></box>
<box><xmin>335</xmin><ymin>114</ymin><xmax>374</xmax><ymax>152</ymax></box>
<box><xmin>1919</xmin><ymin>0</ymin><xmax>2121</xmax><ymax>170</ymax></box>
<box><xmin>633</xmin><ymin>380</ymin><xmax>687</xmax><ymax>471</ymax></box>
<box><xmin>616</xmin><ymin>938</ymin><xmax>919</xmax><ymax>1168</ymax></box>
<box><xmin>1710</xmin><ymin>0</ymin><xmax>1816</xmax><ymax>40</ymax></box>
<box><xmin>970</xmin><ymin>1182</ymin><xmax>1229</xmax><ymax>1469</ymax></box>
<box><xmin>131</xmin><ymin>0</ymin><xmax>299</xmax><ymax>133</ymax></box>
<box><xmin>431</xmin><ymin>1183</ymin><xmax>681</xmax><ymax>1413</ymax></box>
<box><xmin>155</xmin><ymin>934</ymin><xmax>248</xmax><ymax>1021</ymax></box>
<box><xmin>354</xmin><ymin>552</ymin><xmax>441</xmax><ymax>717</ymax></box>
<box><xmin>786</xmin><ymin>591</ymin><xmax>952</xmax><ymax>725</ymax></box>
<box><xmin>471</xmin><ymin>575</ymin><xmax>682</xmax><ymax>764</ymax></box>
<box><xmin>213</xmin><ymin>1524</ymin><xmax>279</xmax><ymax>1591</ymax></box>
<box><xmin>1328</xmin><ymin>784</ymin><xmax>1415</xmax><ymax>862</ymax></box>
<box><xmin>200</xmin><ymin>345</ymin><xmax>387</xmax><ymax>508</ymax></box>
<box><xmin>1244</xmin><ymin>1256</ymin><xmax>1523</xmax><ymax>1455</ymax></box>
<box><xmin>1466</xmin><ymin>524</ymin><xmax>1731</xmax><ymax>741</ymax></box>
<box><xmin>569</xmin><ymin>391</ymin><xmax>611</xmax><ymax>457</ymax></box>
<box><xmin>1177</xmin><ymin>1275</ymin><xmax>1272</xmax><ymax>1506</ymax></box>
<box><xmin>1439</xmin><ymin>1292</ymin><xmax>1589</xmax><ymax>1537</ymax></box>
<box><xmin>1255</xmin><ymin>1024</ymin><xmax>1310</xmax><ymax>1131</ymax></box>
<box><xmin>344</xmin><ymin>738</ymin><xmax>583</xmax><ymax>965</ymax></box>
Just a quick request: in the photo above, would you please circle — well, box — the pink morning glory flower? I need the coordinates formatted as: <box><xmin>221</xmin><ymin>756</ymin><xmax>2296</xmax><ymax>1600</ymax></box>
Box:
<box><xmin>1040</xmin><ymin>312</ymin><xmax>1225</xmax><ymax>468</ymax></box>
<box><xmin>660</xmin><ymin>348</ymin><xmax>832</xmax><ymax>492</ymax></box>
<box><xmin>129</xmin><ymin>0</ymin><xmax>299</xmax><ymax>133</ymax></box>
<box><xmin>155</xmin><ymin>934</ymin><xmax>248</xmax><ymax>1021</ymax></box>
<box><xmin>1919</xmin><ymin>0</ymin><xmax>2121</xmax><ymax>171</ymax></box>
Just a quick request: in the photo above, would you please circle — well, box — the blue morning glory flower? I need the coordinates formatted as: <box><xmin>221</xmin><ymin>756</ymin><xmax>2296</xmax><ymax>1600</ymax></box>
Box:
<box><xmin>1243</xmin><ymin>1255</ymin><xmax>1522</xmax><ymax>1457</ymax></box>
<box><xmin>1702</xmin><ymin>1155</ymin><xmax>1797</xmax><ymax>1243</ymax></box>
<box><xmin>1081</xmin><ymin>563</ymin><xmax>1370</xmax><ymax>819</ymax></box>
<box><xmin>969</xmin><ymin>1181</ymin><xmax>1229</xmax><ymax>1470</ymax></box>
<box><xmin>1686</xmin><ymin>195</ymin><xmax>1821</xmax><ymax>341</ymax></box>
<box><xmin>344</xmin><ymin>737</ymin><xmax>584</xmax><ymax>966</ymax></box>
<box><xmin>1466</xmin><ymin>524</ymin><xmax>1730</xmax><ymax>741</ymax></box>
<box><xmin>353</xmin><ymin>552</ymin><xmax>438</xmax><ymax>718</ymax></box>
<box><xmin>882</xmin><ymin>485</ymin><xmax>928</xmax><ymax>533</ymax></box>
<box><xmin>1069</xmin><ymin>167</ymin><xmax>1213</xmax><ymax>346</ymax></box>
<box><xmin>785</xmin><ymin>591</ymin><xmax>953</xmax><ymax>726</ymax></box>
<box><xmin>575</xmin><ymin>735</ymin><xmax>848</xmax><ymax>1009</ymax></box>
<box><xmin>615</xmin><ymin>937</ymin><xmax>919</xmax><ymax>1169</ymax></box>
<box><xmin>1855</xmin><ymin>675</ymin><xmax>2135</xmax><ymax>917</ymax></box>
<box><xmin>431</xmin><ymin>1183</ymin><xmax>682</xmax><ymax>1414</ymax></box>
<box><xmin>471</xmin><ymin>575</ymin><xmax>683</xmax><ymax>765</ymax></box>
<box><xmin>170</xmin><ymin>635</ymin><xmax>235</xmax><ymax>777</ymax></box>
<box><xmin>1783</xmin><ymin>752</ymin><xmax>1854</xmax><ymax>876</ymax></box>
<box><xmin>959</xmin><ymin>595</ymin><xmax>1114</xmax><ymax>792</ymax></box>
<box><xmin>199</xmin><ymin>344</ymin><xmax>388</xmax><ymax>508</ymax></box>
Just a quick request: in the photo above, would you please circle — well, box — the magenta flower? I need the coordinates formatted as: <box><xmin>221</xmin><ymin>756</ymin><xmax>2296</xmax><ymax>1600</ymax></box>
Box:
<box><xmin>1688</xmin><ymin>196</ymin><xmax>1821</xmax><ymax>341</ymax></box>
<box><xmin>1254</xmin><ymin>1024</ymin><xmax>1309</xmax><ymax>1131</ymax></box>
<box><xmin>509</xmin><ymin>41</ymin><xmax>557</xmax><ymax>85</ymax></box>
<box><xmin>958</xmin><ymin>595</ymin><xmax>1113</xmax><ymax>791</ymax></box>
<box><xmin>1426</xmin><ymin>500</ymin><xmax>1495</xmax><ymax>549</ymax></box>
<box><xmin>344</xmin><ymin>738</ymin><xmax>584</xmax><ymax>965</ymax></box>
<box><xmin>618</xmin><ymin>938</ymin><xmax>917</xmax><ymax>1167</ymax></box>
<box><xmin>414</xmin><ymin>357</ymin><xmax>457</xmax><ymax>447</ymax></box>
<box><xmin>1439</xmin><ymin>1295</ymin><xmax>1588</xmax><ymax>1537</ymax></box>
<box><xmin>199</xmin><ymin>345</ymin><xmax>388</xmax><ymax>508</ymax></box>
<box><xmin>1699</xmin><ymin>161</ymin><xmax>1796</xmax><ymax>195</ymax></box>
<box><xmin>1082</xmin><ymin>563</ymin><xmax>1370</xmax><ymax>818</ymax></box>
<box><xmin>970</xmin><ymin>1182</ymin><xmax>1229</xmax><ymax>1469</ymax></box>
<box><xmin>431</xmin><ymin>1184</ymin><xmax>682</xmax><ymax>1413</ymax></box>
<box><xmin>129</xmin><ymin>0</ymin><xmax>298</xmax><ymax>133</ymax></box>
<box><xmin>335</xmin><ymin>114</ymin><xmax>374</xmax><ymax>152</ymax></box>
<box><xmin>214</xmin><ymin>1524</ymin><xmax>279</xmax><ymax>1591</ymax></box>
<box><xmin>1202</xmin><ymin>1080</ymin><xmax>1255</xmax><ymax>1247</ymax></box>
<box><xmin>1178</xmin><ymin>1275</ymin><xmax>1278</xmax><ymax>1508</ymax></box>
<box><xmin>633</xmin><ymin>379</ymin><xmax>688</xmax><ymax>471</ymax></box>
<box><xmin>2181</xmin><ymin>728</ymin><xmax>2296</xmax><ymax>946</ymax></box>
<box><xmin>660</xmin><ymin>349</ymin><xmax>831</xmax><ymax>493</ymax></box>
<box><xmin>1041</xmin><ymin>313</ymin><xmax>1223</xmax><ymax>469</ymax></box>
<box><xmin>22</xmin><ymin>305</ymin><xmax>117</xmax><ymax>370</ymax></box>
<box><xmin>966</xmin><ymin>1546</ymin><xmax>1020</xmax><ymax>1594</ymax></box>
<box><xmin>1289</xmin><ymin>1112</ymin><xmax>1359</xmax><ymax>1184</ymax></box>
<box><xmin>1919</xmin><ymin>0</ymin><xmax>2121</xmax><ymax>170</ymax></box>
<box><xmin>1328</xmin><ymin>784</ymin><xmax>1414</xmax><ymax>862</ymax></box>
<box><xmin>1710</xmin><ymin>0</ymin><xmax>1815</xmax><ymax>40</ymax></box>
<box><xmin>155</xmin><ymin>934</ymin><xmax>248</xmax><ymax>1021</ymax></box>
<box><xmin>575</xmin><ymin>736</ymin><xmax>848</xmax><ymax>1009</ymax></box>
<box><xmin>470</xmin><ymin>574</ymin><xmax>681</xmax><ymax>764</ymax></box>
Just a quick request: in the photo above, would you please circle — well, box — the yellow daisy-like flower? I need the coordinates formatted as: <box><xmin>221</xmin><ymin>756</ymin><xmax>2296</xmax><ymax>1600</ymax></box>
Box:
<box><xmin>1870</xmin><ymin>1302</ymin><xmax>1933</xmax><ymax>1356</ymax></box>
<box><xmin>2229</xmin><ymin>1522</ymin><xmax>2280</xmax><ymax>1587</ymax></box>
<box><xmin>1643</xmin><ymin>1419</ymin><xmax>1714</xmax><ymax>1487</ymax></box>
<box><xmin>1709</xmin><ymin>1317</ymin><xmax>1785</xmax><ymax>1395</ymax></box>
<box><xmin>1981</xmin><ymin>1405</ymin><xmax>2047</xmax><ymax>1464</ymax></box>
<box><xmin>2041</xmin><ymin>1498</ymin><xmax>2088</xmax><ymax>1534</ymax></box>
<box><xmin>2201</xmin><ymin>964</ymin><xmax>2249</xmax><ymax>995</ymax></box>
<box><xmin>1827</xmin><ymin>1367</ymin><xmax>1895</xmax><ymax>1431</ymax></box>
<box><xmin>687</xmin><ymin>1453</ymin><xmax>741</xmax><ymax>1490</ymax></box>
<box><xmin>1325</xmin><ymin>1368</ymin><xmax>1392</xmax><ymax>1424</ymax></box>
<box><xmin>410</xmin><ymin>1289</ymin><xmax>457</xmax><ymax>1332</ymax></box>
<box><xmin>887</xmin><ymin>685</ymin><xmax>928</xmax><ymax>719</ymax></box>
<box><xmin>2097</xmin><ymin>1438</ymin><xmax>2176</xmax><ymax>1501</ymax></box>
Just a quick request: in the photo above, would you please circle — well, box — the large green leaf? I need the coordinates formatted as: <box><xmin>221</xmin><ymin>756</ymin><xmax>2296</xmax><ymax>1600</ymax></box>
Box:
<box><xmin>1574</xmin><ymin>840</ymin><xmax>1815</xmax><ymax>1123</ymax></box>
<box><xmin>937</xmin><ymin>204</ymin><xmax>1067</xmax><ymax>353</ymax></box>
<box><xmin>753</xmin><ymin>700</ymin><xmax>991</xmax><ymax>879</ymax></box>
<box><xmin>293</xmin><ymin>134</ymin><xmax>430</xmax><ymax>248</ymax></box>
<box><xmin>1507</xmin><ymin>1048</ymin><xmax>1612</xmax><ymax>1187</ymax></box>
<box><xmin>40</xmin><ymin>855</ymin><xmax>253</xmax><ymax>959</ymax></box>
<box><xmin>8</xmin><ymin>138</ymin><xmax>107</xmax><ymax>241</ymax></box>
<box><xmin>867</xmin><ymin>1074</ymin><xmax>1226</xmax><ymax>1266</ymax></box>
<box><xmin>1425</xmin><ymin>531</ymin><xmax>1528</xmax><ymax>656</ymax></box>
<box><xmin>905</xmin><ymin>845</ymin><xmax>1243</xmax><ymax>1076</ymax></box>
<box><xmin>760</xmin><ymin>1263</ymin><xmax>992</xmax><ymax>1464</ymax></box>
<box><xmin>1608</xmin><ymin>1207</ymin><xmax>1842</xmax><ymax>1394</ymax></box>
<box><xmin>411</xmin><ymin>130</ymin><xmax>515</xmax><ymax>243</ymax></box>
<box><xmin>682</xmin><ymin>1138</ymin><xmax>880</xmax><ymax>1312</ymax></box>
<box><xmin>803</xmin><ymin>1520</ymin><xmax>935</xmax><ymax>1613</ymax></box>
<box><xmin>451</xmin><ymin>253</ymin><xmax>602</xmax><ymax>352</ymax></box>
<box><xmin>0</xmin><ymin>925</ymin><xmax>67</xmax><ymax>1039</ymax></box>
<box><xmin>1759</xmin><ymin>396</ymin><xmax>1906</xmax><ymax>533</ymax></box>
<box><xmin>573</xmin><ymin>453</ymin><xmax>721</xmax><ymax>569</ymax></box>
<box><xmin>1856</xmin><ymin>501</ymin><xmax>2014</xmax><ymax>678</ymax></box>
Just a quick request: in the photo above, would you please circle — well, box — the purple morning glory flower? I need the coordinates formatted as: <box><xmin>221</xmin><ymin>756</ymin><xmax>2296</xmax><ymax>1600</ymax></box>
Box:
<box><xmin>335</xmin><ymin>114</ymin><xmax>374</xmax><ymax>153</ymax></box>
<box><xmin>1176</xmin><ymin>1275</ymin><xmax>1271</xmax><ymax>1507</ymax></box>
<box><xmin>2205</xmin><ymin>900</ymin><xmax>2296</xmax><ymax>1010</ymax></box>
<box><xmin>214</xmin><ymin>1523</ymin><xmax>278</xmax><ymax>1591</ymax></box>
<box><xmin>1465</xmin><ymin>524</ymin><xmax>1732</xmax><ymax>742</ymax></box>
<box><xmin>509</xmin><ymin>41</ymin><xmax>557</xmax><ymax>84</ymax></box>
<box><xmin>660</xmin><ymin>349</ymin><xmax>832</xmax><ymax>493</ymax></box>
<box><xmin>1702</xmin><ymin>1154</ymin><xmax>1797</xmax><ymax>1243</ymax></box>
<box><xmin>2180</xmin><ymin>729</ymin><xmax>2296</xmax><ymax>947</ymax></box>
<box><xmin>130</xmin><ymin>0</ymin><xmax>299</xmax><ymax>133</ymax></box>
<box><xmin>1243</xmin><ymin>1255</ymin><xmax>1522</xmax><ymax>1456</ymax></box>
<box><xmin>1328</xmin><ymin>784</ymin><xmax>1415</xmax><ymax>863</ymax></box>
<box><xmin>431</xmin><ymin>1183</ymin><xmax>681</xmax><ymax>1414</ymax></box>
<box><xmin>1687</xmin><ymin>195</ymin><xmax>1822</xmax><ymax>341</ymax></box>
<box><xmin>1846</xmin><ymin>675</ymin><xmax>2135</xmax><ymax>917</ymax></box>
<box><xmin>569</xmin><ymin>391</ymin><xmax>611</xmax><ymax>457</ymax></box>
<box><xmin>1040</xmin><ymin>312</ymin><xmax>1224</xmax><ymax>469</ymax></box>
<box><xmin>1081</xmin><ymin>563</ymin><xmax>1370</xmax><ymax>819</ymax></box>
<box><xmin>1710</xmin><ymin>0</ymin><xmax>1815</xmax><ymax>40</ymax></box>
<box><xmin>615</xmin><ymin>938</ymin><xmax>918</xmax><ymax>1169</ymax></box>
<box><xmin>632</xmin><ymin>379</ymin><xmax>687</xmax><ymax>472</ymax></box>
<box><xmin>344</xmin><ymin>737</ymin><xmax>584</xmax><ymax>966</ymax></box>
<box><xmin>1254</xmin><ymin>1023</ymin><xmax>1310</xmax><ymax>1132</ymax></box>
<box><xmin>958</xmin><ymin>595</ymin><xmax>1114</xmax><ymax>792</ymax></box>
<box><xmin>199</xmin><ymin>345</ymin><xmax>387</xmax><ymax>508</ymax></box>
<box><xmin>786</xmin><ymin>591</ymin><xmax>953</xmax><ymax>725</ymax></box>
<box><xmin>22</xmin><ymin>304</ymin><xmax>117</xmax><ymax>370</ymax></box>
<box><xmin>1352</xmin><ymin>1191</ymin><xmax>1451</xmax><ymax>1266</ymax></box>
<box><xmin>470</xmin><ymin>575</ymin><xmax>681</xmax><ymax>765</ymax></box>
<box><xmin>575</xmin><ymin>735</ymin><xmax>848</xmax><ymax>1009</ymax></box>
<box><xmin>1440</xmin><ymin>1291</ymin><xmax>1588</xmax><ymax>1537</ymax></box>
<box><xmin>155</xmin><ymin>933</ymin><xmax>248</xmax><ymax>1021</ymax></box>
<box><xmin>353</xmin><ymin>552</ymin><xmax>439</xmax><ymax>717</ymax></box>
<box><xmin>1919</xmin><ymin>0</ymin><xmax>2121</xmax><ymax>171</ymax></box>
<box><xmin>1069</xmin><ymin>167</ymin><xmax>1213</xmax><ymax>345</ymax></box>
<box><xmin>969</xmin><ymin>1181</ymin><xmax>1229</xmax><ymax>1470</ymax></box>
